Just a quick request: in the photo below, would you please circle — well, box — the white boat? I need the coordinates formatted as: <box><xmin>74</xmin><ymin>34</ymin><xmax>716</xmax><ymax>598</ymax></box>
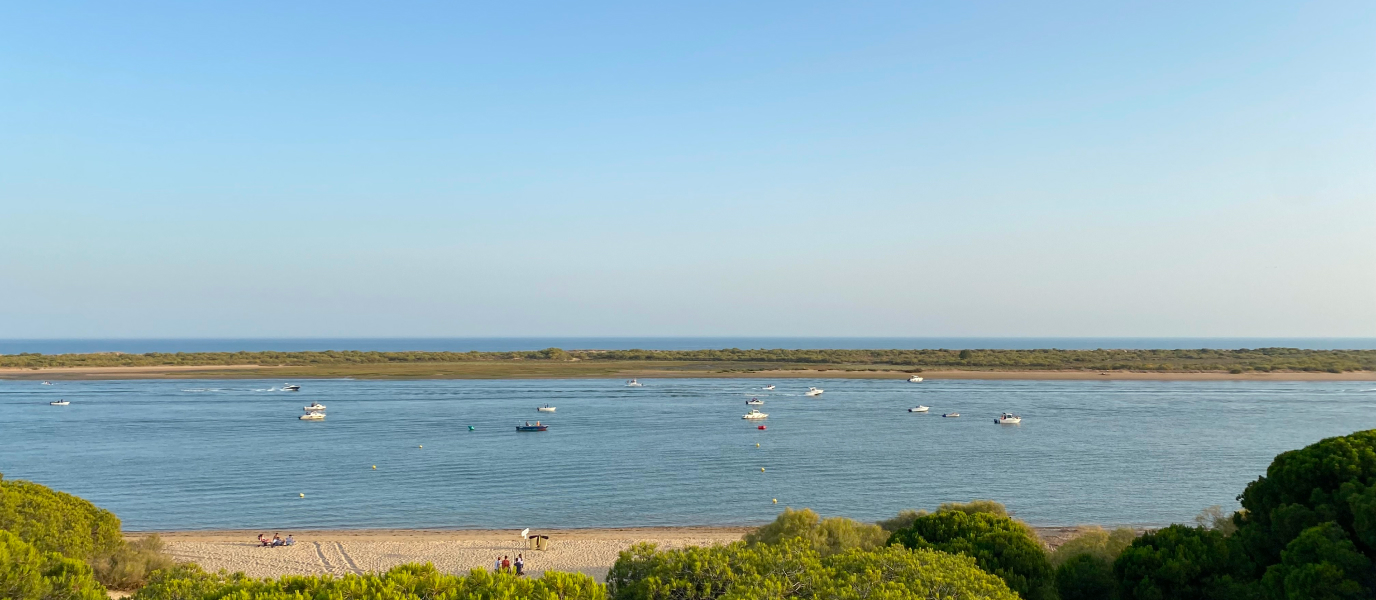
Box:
<box><xmin>762</xmin><ymin>385</ymin><xmax>775</xmax><ymax>391</ymax></box>
<box><xmin>742</xmin><ymin>409</ymin><xmax>768</xmax><ymax>419</ymax></box>
<box><xmin>908</xmin><ymin>405</ymin><xmax>929</xmax><ymax>413</ymax></box>
<box><xmin>299</xmin><ymin>412</ymin><xmax>325</xmax><ymax>420</ymax></box>
<box><xmin>804</xmin><ymin>387</ymin><xmax>824</xmax><ymax>397</ymax></box>
<box><xmin>746</xmin><ymin>398</ymin><xmax>764</xmax><ymax>405</ymax></box>
<box><xmin>49</xmin><ymin>400</ymin><xmax>69</xmax><ymax>406</ymax></box>
<box><xmin>942</xmin><ymin>412</ymin><xmax>960</xmax><ymax>418</ymax></box>
<box><xmin>996</xmin><ymin>413</ymin><xmax>1022</xmax><ymax>424</ymax></box>
<box><xmin>908</xmin><ymin>375</ymin><xmax>924</xmax><ymax>383</ymax></box>
<box><xmin>625</xmin><ymin>379</ymin><xmax>644</xmax><ymax>387</ymax></box>
<box><xmin>537</xmin><ymin>405</ymin><xmax>557</xmax><ymax>412</ymax></box>
<box><xmin>282</xmin><ymin>384</ymin><xmax>301</xmax><ymax>391</ymax></box>
<box><xmin>41</xmin><ymin>381</ymin><xmax>53</xmax><ymax>385</ymax></box>
<box><xmin>304</xmin><ymin>403</ymin><xmax>326</xmax><ymax>412</ymax></box>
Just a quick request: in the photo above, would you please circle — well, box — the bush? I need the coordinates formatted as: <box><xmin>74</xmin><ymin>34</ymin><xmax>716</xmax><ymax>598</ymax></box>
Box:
<box><xmin>1234</xmin><ymin>429</ymin><xmax>1376</xmax><ymax>597</ymax></box>
<box><xmin>1050</xmin><ymin>526</ymin><xmax>1136</xmax><ymax>567</ymax></box>
<box><xmin>1056</xmin><ymin>553</ymin><xmax>1117</xmax><ymax>600</ymax></box>
<box><xmin>877</xmin><ymin>509</ymin><xmax>929</xmax><ymax>532</ymax></box>
<box><xmin>938</xmin><ymin>500</ymin><xmax>1011</xmax><ymax>519</ymax></box>
<box><xmin>0</xmin><ymin>475</ymin><xmax>123</xmax><ymax>561</ymax></box>
<box><xmin>133</xmin><ymin>562</ymin><xmax>605</xmax><ymax>600</ymax></box>
<box><xmin>888</xmin><ymin>509</ymin><xmax>1056</xmax><ymax>600</ymax></box>
<box><xmin>0</xmin><ymin>530</ymin><xmax>107</xmax><ymax>600</ymax></box>
<box><xmin>744</xmin><ymin>507</ymin><xmax>888</xmax><ymax>556</ymax></box>
<box><xmin>1</xmin><ymin>475</ymin><xmax>178</xmax><ymax>590</ymax></box>
<box><xmin>1113</xmin><ymin>524</ymin><xmax>1256</xmax><ymax>600</ymax></box>
<box><xmin>91</xmin><ymin>534</ymin><xmax>176</xmax><ymax>590</ymax></box>
<box><xmin>607</xmin><ymin>537</ymin><xmax>1020</xmax><ymax>600</ymax></box>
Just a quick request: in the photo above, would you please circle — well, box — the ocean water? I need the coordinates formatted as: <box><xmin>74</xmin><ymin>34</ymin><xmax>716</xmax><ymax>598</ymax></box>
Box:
<box><xmin>3</xmin><ymin>337</ymin><xmax>1376</xmax><ymax>355</ymax></box>
<box><xmin>2</xmin><ymin>378</ymin><xmax>1374</xmax><ymax>531</ymax></box>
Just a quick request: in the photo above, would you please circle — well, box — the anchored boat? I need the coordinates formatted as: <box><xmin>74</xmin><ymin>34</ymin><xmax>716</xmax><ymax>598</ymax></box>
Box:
<box><xmin>537</xmin><ymin>405</ymin><xmax>556</xmax><ymax>412</ymax></box>
<box><xmin>908</xmin><ymin>375</ymin><xmax>924</xmax><ymax>383</ymax></box>
<box><xmin>942</xmin><ymin>412</ymin><xmax>960</xmax><ymax>418</ymax></box>
<box><xmin>304</xmin><ymin>403</ymin><xmax>326</xmax><ymax>412</ymax></box>
<box><xmin>49</xmin><ymin>400</ymin><xmax>69</xmax><ymax>406</ymax></box>
<box><xmin>996</xmin><ymin>413</ymin><xmax>1022</xmax><ymax>424</ymax></box>
<box><xmin>908</xmin><ymin>405</ymin><xmax>929</xmax><ymax>413</ymax></box>
<box><xmin>299</xmin><ymin>412</ymin><xmax>325</xmax><ymax>420</ymax></box>
<box><xmin>517</xmin><ymin>422</ymin><xmax>549</xmax><ymax>432</ymax></box>
<box><xmin>746</xmin><ymin>398</ymin><xmax>763</xmax><ymax>405</ymax></box>
<box><xmin>742</xmin><ymin>409</ymin><xmax>768</xmax><ymax>420</ymax></box>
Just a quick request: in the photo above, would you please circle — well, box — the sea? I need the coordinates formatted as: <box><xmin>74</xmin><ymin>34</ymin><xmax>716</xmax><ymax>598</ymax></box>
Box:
<box><xmin>3</xmin><ymin>377</ymin><xmax>1374</xmax><ymax>531</ymax></box>
<box><xmin>2</xmin><ymin>337</ymin><xmax>1376</xmax><ymax>354</ymax></box>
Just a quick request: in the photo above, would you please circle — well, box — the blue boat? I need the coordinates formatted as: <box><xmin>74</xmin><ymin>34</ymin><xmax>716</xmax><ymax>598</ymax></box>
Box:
<box><xmin>516</xmin><ymin>424</ymin><xmax>548</xmax><ymax>432</ymax></box>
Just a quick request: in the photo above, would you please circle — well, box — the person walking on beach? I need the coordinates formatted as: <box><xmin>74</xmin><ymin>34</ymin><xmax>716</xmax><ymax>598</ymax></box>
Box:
<box><xmin>494</xmin><ymin>556</ymin><xmax>502</xmax><ymax>572</ymax></box>
<box><xmin>515</xmin><ymin>554</ymin><xmax>524</xmax><ymax>576</ymax></box>
<box><xmin>502</xmin><ymin>556</ymin><xmax>510</xmax><ymax>572</ymax></box>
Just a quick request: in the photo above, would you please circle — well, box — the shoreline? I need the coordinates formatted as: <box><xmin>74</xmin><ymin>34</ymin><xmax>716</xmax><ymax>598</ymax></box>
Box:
<box><xmin>3</xmin><ymin>365</ymin><xmax>1373</xmax><ymax>381</ymax></box>
<box><xmin>137</xmin><ymin>526</ymin><xmax>1102</xmax><ymax>580</ymax></box>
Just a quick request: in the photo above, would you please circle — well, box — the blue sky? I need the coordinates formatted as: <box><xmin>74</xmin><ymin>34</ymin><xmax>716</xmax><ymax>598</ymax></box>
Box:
<box><xmin>1</xmin><ymin>1</ymin><xmax>1373</xmax><ymax>338</ymax></box>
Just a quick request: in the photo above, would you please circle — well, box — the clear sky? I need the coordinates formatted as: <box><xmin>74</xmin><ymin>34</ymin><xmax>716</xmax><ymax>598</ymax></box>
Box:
<box><xmin>1</xmin><ymin>1</ymin><xmax>1373</xmax><ymax>338</ymax></box>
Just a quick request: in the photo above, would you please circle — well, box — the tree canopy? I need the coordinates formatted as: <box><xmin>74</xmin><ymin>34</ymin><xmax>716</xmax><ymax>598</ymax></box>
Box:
<box><xmin>0</xmin><ymin>530</ymin><xmax>107</xmax><ymax>600</ymax></box>
<box><xmin>887</xmin><ymin>509</ymin><xmax>1056</xmax><ymax>600</ymax></box>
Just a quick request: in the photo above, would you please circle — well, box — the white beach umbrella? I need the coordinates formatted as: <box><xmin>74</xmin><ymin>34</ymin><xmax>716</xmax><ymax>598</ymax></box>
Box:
<box><xmin>520</xmin><ymin>528</ymin><xmax>530</xmax><ymax>539</ymax></box>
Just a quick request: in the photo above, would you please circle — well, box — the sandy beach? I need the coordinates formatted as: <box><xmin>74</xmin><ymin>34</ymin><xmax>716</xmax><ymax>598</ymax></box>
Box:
<box><xmin>141</xmin><ymin>526</ymin><xmax>1103</xmax><ymax>581</ymax></box>
<box><xmin>144</xmin><ymin>528</ymin><xmax>751</xmax><ymax>581</ymax></box>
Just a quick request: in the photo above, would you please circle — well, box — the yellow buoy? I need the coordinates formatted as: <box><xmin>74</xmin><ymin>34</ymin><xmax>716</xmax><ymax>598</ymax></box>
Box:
<box><xmin>372</xmin><ymin>465</ymin><xmax>377</xmax><ymax>469</ymax></box>
<box><xmin>755</xmin><ymin>443</ymin><xmax>760</xmax><ymax>448</ymax></box>
<box><xmin>773</xmin><ymin>498</ymin><xmax>778</xmax><ymax>504</ymax></box>
<box><xmin>299</xmin><ymin>493</ymin><xmax>305</xmax><ymax>498</ymax></box>
<box><xmin>418</xmin><ymin>445</ymin><xmax>423</xmax><ymax>448</ymax></box>
<box><xmin>761</xmin><ymin>467</ymin><xmax>766</xmax><ymax>472</ymax></box>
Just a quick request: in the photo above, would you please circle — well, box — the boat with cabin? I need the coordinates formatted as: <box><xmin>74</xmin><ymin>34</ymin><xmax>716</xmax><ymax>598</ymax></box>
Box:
<box><xmin>996</xmin><ymin>413</ymin><xmax>1022</xmax><ymax>424</ymax></box>
<box><xmin>742</xmin><ymin>409</ymin><xmax>768</xmax><ymax>420</ymax></box>
<box><xmin>282</xmin><ymin>384</ymin><xmax>301</xmax><ymax>391</ymax></box>
<box><xmin>49</xmin><ymin>400</ymin><xmax>69</xmax><ymax>406</ymax></box>
<box><xmin>908</xmin><ymin>405</ymin><xmax>929</xmax><ymax>412</ymax></box>
<box><xmin>304</xmin><ymin>403</ymin><xmax>326</xmax><ymax>412</ymax></box>
<box><xmin>625</xmin><ymin>379</ymin><xmax>643</xmax><ymax>387</ymax></box>
<box><xmin>804</xmin><ymin>387</ymin><xmax>824</xmax><ymax>397</ymax></box>
<box><xmin>299</xmin><ymin>412</ymin><xmax>325</xmax><ymax>420</ymax></box>
<box><xmin>908</xmin><ymin>375</ymin><xmax>924</xmax><ymax>383</ymax></box>
<box><xmin>746</xmin><ymin>398</ymin><xmax>764</xmax><ymax>405</ymax></box>
<box><xmin>537</xmin><ymin>405</ymin><xmax>556</xmax><ymax>412</ymax></box>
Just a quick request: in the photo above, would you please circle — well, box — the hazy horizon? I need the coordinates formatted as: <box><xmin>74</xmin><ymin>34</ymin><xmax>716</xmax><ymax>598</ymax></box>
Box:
<box><xmin>3</xmin><ymin>2</ymin><xmax>1372</xmax><ymax>339</ymax></box>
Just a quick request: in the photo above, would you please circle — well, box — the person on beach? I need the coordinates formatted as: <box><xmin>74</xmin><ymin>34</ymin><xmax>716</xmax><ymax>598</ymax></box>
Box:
<box><xmin>515</xmin><ymin>554</ymin><xmax>524</xmax><ymax>576</ymax></box>
<box><xmin>258</xmin><ymin>534</ymin><xmax>269</xmax><ymax>546</ymax></box>
<box><xmin>271</xmin><ymin>534</ymin><xmax>282</xmax><ymax>547</ymax></box>
<box><xmin>502</xmin><ymin>556</ymin><xmax>510</xmax><ymax>572</ymax></box>
<box><xmin>494</xmin><ymin>556</ymin><xmax>502</xmax><ymax>572</ymax></box>
<box><xmin>284</xmin><ymin>535</ymin><xmax>294</xmax><ymax>546</ymax></box>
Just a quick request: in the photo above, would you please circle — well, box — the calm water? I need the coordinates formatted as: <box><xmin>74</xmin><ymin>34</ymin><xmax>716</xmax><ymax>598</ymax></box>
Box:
<box><xmin>4</xmin><ymin>337</ymin><xmax>1376</xmax><ymax>354</ymax></box>
<box><xmin>2</xmin><ymin>378</ymin><xmax>1374</xmax><ymax>531</ymax></box>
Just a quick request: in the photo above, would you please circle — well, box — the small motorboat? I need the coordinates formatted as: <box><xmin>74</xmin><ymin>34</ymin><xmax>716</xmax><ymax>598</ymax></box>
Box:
<box><xmin>762</xmin><ymin>385</ymin><xmax>775</xmax><ymax>391</ymax></box>
<box><xmin>996</xmin><ymin>413</ymin><xmax>1022</xmax><ymax>425</ymax></box>
<box><xmin>282</xmin><ymin>384</ymin><xmax>301</xmax><ymax>391</ymax></box>
<box><xmin>304</xmin><ymin>403</ymin><xmax>326</xmax><ymax>412</ymax></box>
<box><xmin>908</xmin><ymin>375</ymin><xmax>924</xmax><ymax>383</ymax></box>
<box><xmin>742</xmin><ymin>409</ymin><xmax>768</xmax><ymax>420</ymax></box>
<box><xmin>41</xmin><ymin>381</ymin><xmax>53</xmax><ymax>385</ymax></box>
<box><xmin>908</xmin><ymin>405</ymin><xmax>929</xmax><ymax>413</ymax></box>
<box><xmin>746</xmin><ymin>398</ymin><xmax>764</xmax><ymax>405</ymax></box>
<box><xmin>537</xmin><ymin>405</ymin><xmax>556</xmax><ymax>412</ymax></box>
<box><xmin>804</xmin><ymin>387</ymin><xmax>824</xmax><ymax>397</ymax></box>
<box><xmin>625</xmin><ymin>379</ymin><xmax>643</xmax><ymax>387</ymax></box>
<box><xmin>517</xmin><ymin>422</ymin><xmax>549</xmax><ymax>432</ymax></box>
<box><xmin>942</xmin><ymin>412</ymin><xmax>960</xmax><ymax>418</ymax></box>
<box><xmin>299</xmin><ymin>412</ymin><xmax>325</xmax><ymax>420</ymax></box>
<box><xmin>49</xmin><ymin>400</ymin><xmax>69</xmax><ymax>406</ymax></box>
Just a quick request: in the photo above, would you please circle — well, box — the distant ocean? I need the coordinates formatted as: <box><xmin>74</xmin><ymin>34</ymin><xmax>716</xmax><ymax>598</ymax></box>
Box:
<box><xmin>2</xmin><ymin>337</ymin><xmax>1375</xmax><ymax>355</ymax></box>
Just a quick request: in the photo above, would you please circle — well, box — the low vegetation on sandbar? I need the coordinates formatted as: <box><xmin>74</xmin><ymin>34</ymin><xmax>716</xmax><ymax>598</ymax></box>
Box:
<box><xmin>2</xmin><ymin>347</ymin><xmax>1373</xmax><ymax>378</ymax></box>
<box><xmin>4</xmin><ymin>429</ymin><xmax>1376</xmax><ymax>599</ymax></box>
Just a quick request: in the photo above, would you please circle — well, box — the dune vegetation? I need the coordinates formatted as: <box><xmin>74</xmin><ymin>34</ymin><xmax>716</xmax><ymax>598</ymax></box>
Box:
<box><xmin>2</xmin><ymin>347</ymin><xmax>1373</xmax><ymax>379</ymax></box>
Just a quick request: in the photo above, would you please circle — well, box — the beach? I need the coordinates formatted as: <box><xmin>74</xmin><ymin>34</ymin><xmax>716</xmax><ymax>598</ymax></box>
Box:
<box><xmin>144</xmin><ymin>526</ymin><xmax>1093</xmax><ymax>581</ymax></box>
<box><xmin>145</xmin><ymin>528</ymin><xmax>751</xmax><ymax>581</ymax></box>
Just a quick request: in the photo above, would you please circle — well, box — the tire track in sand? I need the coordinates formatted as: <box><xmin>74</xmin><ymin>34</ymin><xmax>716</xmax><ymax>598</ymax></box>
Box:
<box><xmin>313</xmin><ymin>542</ymin><xmax>335</xmax><ymax>573</ymax></box>
<box><xmin>335</xmin><ymin>541</ymin><xmax>362</xmax><ymax>574</ymax></box>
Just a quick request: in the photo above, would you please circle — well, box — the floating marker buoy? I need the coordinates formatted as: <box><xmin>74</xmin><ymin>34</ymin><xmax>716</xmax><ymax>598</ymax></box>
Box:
<box><xmin>372</xmin><ymin>465</ymin><xmax>377</xmax><ymax>469</ymax></box>
<box><xmin>773</xmin><ymin>498</ymin><xmax>778</xmax><ymax>504</ymax></box>
<box><xmin>468</xmin><ymin>426</ymin><xmax>474</xmax><ymax>431</ymax></box>
<box><xmin>755</xmin><ymin>443</ymin><xmax>760</xmax><ymax>448</ymax></box>
<box><xmin>299</xmin><ymin>493</ymin><xmax>305</xmax><ymax>498</ymax></box>
<box><xmin>419</xmin><ymin>445</ymin><xmax>423</xmax><ymax>448</ymax></box>
<box><xmin>757</xmin><ymin>425</ymin><xmax>766</xmax><ymax>430</ymax></box>
<box><xmin>761</xmin><ymin>467</ymin><xmax>766</xmax><ymax>472</ymax></box>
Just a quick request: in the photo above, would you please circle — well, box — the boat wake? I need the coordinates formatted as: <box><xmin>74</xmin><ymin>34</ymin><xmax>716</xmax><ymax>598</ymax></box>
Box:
<box><xmin>182</xmin><ymin>388</ymin><xmax>226</xmax><ymax>393</ymax></box>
